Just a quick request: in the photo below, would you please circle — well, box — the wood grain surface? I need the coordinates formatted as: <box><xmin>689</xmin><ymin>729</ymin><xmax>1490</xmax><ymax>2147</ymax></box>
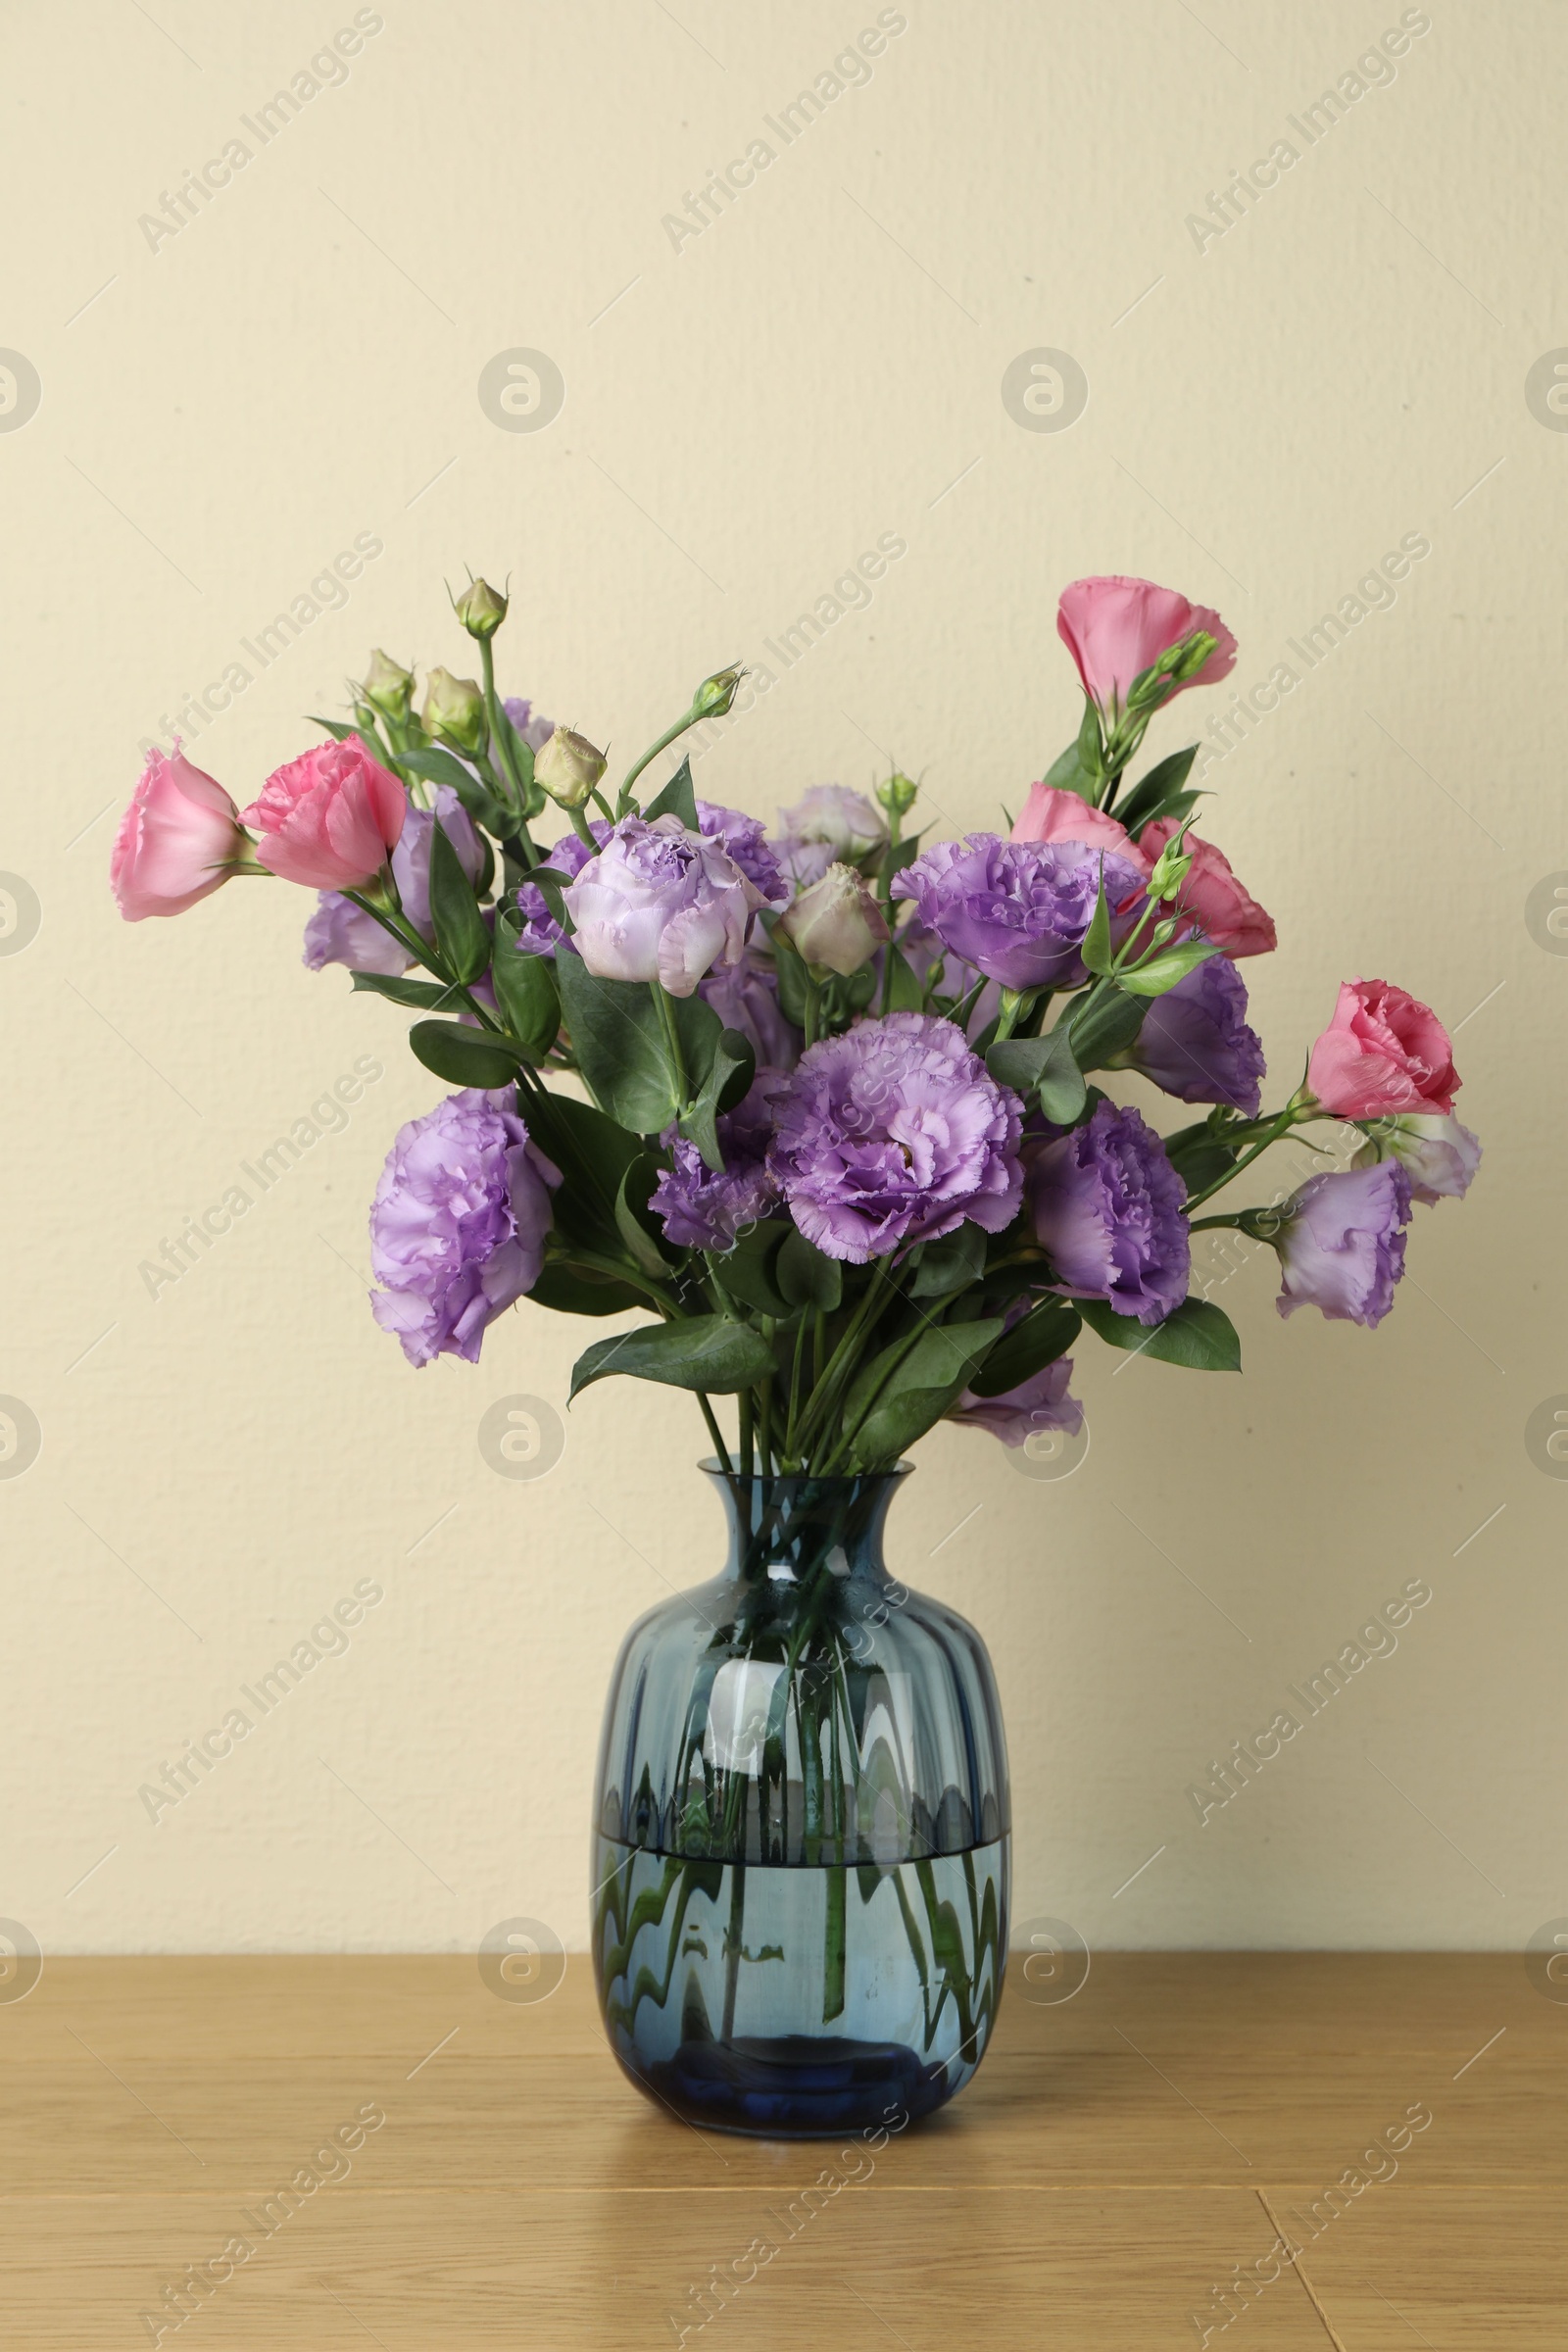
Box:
<box><xmin>4</xmin><ymin>1953</ymin><xmax>1561</xmax><ymax>2346</ymax></box>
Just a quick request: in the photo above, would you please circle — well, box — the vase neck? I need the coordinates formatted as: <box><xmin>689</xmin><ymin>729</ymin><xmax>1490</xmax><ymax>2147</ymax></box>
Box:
<box><xmin>704</xmin><ymin>1466</ymin><xmax>908</xmax><ymax>1593</ymax></box>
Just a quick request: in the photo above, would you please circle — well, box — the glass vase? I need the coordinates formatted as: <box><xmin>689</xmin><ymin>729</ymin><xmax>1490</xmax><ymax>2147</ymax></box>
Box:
<box><xmin>591</xmin><ymin>1465</ymin><xmax>1009</xmax><ymax>2136</ymax></box>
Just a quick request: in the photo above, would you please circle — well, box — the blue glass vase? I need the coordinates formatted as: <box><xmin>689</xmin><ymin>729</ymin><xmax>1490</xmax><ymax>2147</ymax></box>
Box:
<box><xmin>591</xmin><ymin>1465</ymin><xmax>1009</xmax><ymax>2137</ymax></box>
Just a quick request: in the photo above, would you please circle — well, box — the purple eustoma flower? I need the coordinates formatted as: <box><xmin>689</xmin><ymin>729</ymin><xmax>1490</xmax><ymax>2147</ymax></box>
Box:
<box><xmin>1123</xmin><ymin>955</ymin><xmax>1266</xmax><ymax>1114</ymax></box>
<box><xmin>697</xmin><ymin>800</ymin><xmax>789</xmax><ymax>907</ymax></box>
<box><xmin>513</xmin><ymin>824</ymin><xmax>609</xmax><ymax>957</ymax></box>
<box><xmin>304</xmin><ymin>785</ymin><xmax>484</xmax><ymax>975</ymax></box>
<box><xmin>1272</xmin><ymin>1161</ymin><xmax>1411</xmax><ymax>1327</ymax></box>
<box><xmin>369</xmin><ymin>1089</ymin><xmax>560</xmax><ymax>1367</ymax></box>
<box><xmin>503</xmin><ymin>696</ymin><xmax>556</xmax><ymax>755</ymax></box>
<box><xmin>697</xmin><ymin>949</ymin><xmax>802</xmax><ymax>1071</ymax></box>
<box><xmin>1351</xmin><ymin>1113</ymin><xmax>1481</xmax><ymax>1205</ymax></box>
<box><xmin>1028</xmin><ymin>1100</ymin><xmax>1190</xmax><ymax>1324</ymax></box>
<box><xmin>776</xmin><ymin>785</ymin><xmax>887</xmax><ymax>889</ymax></box>
<box><xmin>563</xmin><ymin>814</ymin><xmax>764</xmax><ymax>998</ymax></box>
<box><xmin>891</xmin><ymin>834</ymin><xmax>1148</xmax><ymax>992</ymax></box>
<box><xmin>950</xmin><ymin>1357</ymin><xmax>1083</xmax><ymax>1448</ymax></box>
<box><xmin>767</xmin><ymin>1011</ymin><xmax>1024</xmax><ymax>1264</ymax></box>
<box><xmin>651</xmin><ymin>1079</ymin><xmax>782</xmax><ymax>1250</ymax></box>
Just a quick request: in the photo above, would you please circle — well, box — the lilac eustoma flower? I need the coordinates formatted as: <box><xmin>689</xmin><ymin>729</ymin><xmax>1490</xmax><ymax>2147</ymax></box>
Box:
<box><xmin>697</xmin><ymin>799</ymin><xmax>789</xmax><ymax>907</ymax></box>
<box><xmin>950</xmin><ymin>1357</ymin><xmax>1083</xmax><ymax>1448</ymax></box>
<box><xmin>1273</xmin><ymin>1161</ymin><xmax>1411</xmax><ymax>1327</ymax></box>
<box><xmin>512</xmin><ymin>823</ymin><xmax>609</xmax><ymax>957</ymax></box>
<box><xmin>767</xmin><ymin>1011</ymin><xmax>1024</xmax><ymax>1264</ymax></box>
<box><xmin>369</xmin><ymin>1090</ymin><xmax>560</xmax><ymax>1367</ymax></box>
<box><xmin>1027</xmin><ymin>1099</ymin><xmax>1190</xmax><ymax>1325</ymax></box>
<box><xmin>305</xmin><ymin>786</ymin><xmax>483</xmax><ymax>975</ymax></box>
<box><xmin>503</xmin><ymin>696</ymin><xmax>556</xmax><ymax>755</ymax></box>
<box><xmin>563</xmin><ymin>814</ymin><xmax>763</xmax><ymax>998</ymax></box>
<box><xmin>775</xmin><ymin>785</ymin><xmax>887</xmax><ymax>889</ymax></box>
<box><xmin>651</xmin><ymin>1077</ymin><xmax>782</xmax><ymax>1251</ymax></box>
<box><xmin>892</xmin><ymin>834</ymin><xmax>1148</xmax><ymax>992</ymax></box>
<box><xmin>698</xmin><ymin>949</ymin><xmax>802</xmax><ymax>1071</ymax></box>
<box><xmin>1123</xmin><ymin>955</ymin><xmax>1266</xmax><ymax>1114</ymax></box>
<box><xmin>1351</xmin><ymin>1113</ymin><xmax>1481</xmax><ymax>1205</ymax></box>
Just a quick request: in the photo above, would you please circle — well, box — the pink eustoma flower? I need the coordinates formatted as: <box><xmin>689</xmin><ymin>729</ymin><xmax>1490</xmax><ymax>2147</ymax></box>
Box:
<box><xmin>1057</xmin><ymin>574</ymin><xmax>1236</xmax><ymax>712</ymax></box>
<box><xmin>1009</xmin><ymin>782</ymin><xmax>1151</xmax><ymax>867</ymax></box>
<box><xmin>1307</xmin><ymin>979</ymin><xmax>1458</xmax><ymax>1119</ymax></box>
<box><xmin>1138</xmin><ymin>818</ymin><xmax>1277</xmax><ymax>959</ymax></box>
<box><xmin>111</xmin><ymin>746</ymin><xmax>247</xmax><ymax>920</ymax></box>
<box><xmin>240</xmin><ymin>739</ymin><xmax>407</xmax><ymax>892</ymax></box>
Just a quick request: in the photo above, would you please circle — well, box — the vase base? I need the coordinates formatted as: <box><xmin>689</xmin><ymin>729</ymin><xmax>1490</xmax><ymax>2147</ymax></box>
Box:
<box><xmin>620</xmin><ymin>2032</ymin><xmax>957</xmax><ymax>2138</ymax></box>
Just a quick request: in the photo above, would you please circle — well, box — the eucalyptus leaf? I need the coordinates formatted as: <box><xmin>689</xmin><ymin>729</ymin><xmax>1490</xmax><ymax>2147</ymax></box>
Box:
<box><xmin>569</xmin><ymin>1314</ymin><xmax>775</xmax><ymax>1401</ymax></box>
<box><xmin>1076</xmin><ymin>1294</ymin><xmax>1241</xmax><ymax>1372</ymax></box>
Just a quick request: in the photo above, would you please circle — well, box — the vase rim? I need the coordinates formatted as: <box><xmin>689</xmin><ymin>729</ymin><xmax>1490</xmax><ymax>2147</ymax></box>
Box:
<box><xmin>698</xmin><ymin>1458</ymin><xmax>913</xmax><ymax>1486</ymax></box>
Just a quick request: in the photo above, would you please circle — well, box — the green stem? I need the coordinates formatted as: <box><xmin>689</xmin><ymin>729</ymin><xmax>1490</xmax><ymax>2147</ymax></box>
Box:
<box><xmin>791</xmin><ymin>1260</ymin><xmax>895</xmax><ymax>1465</ymax></box>
<box><xmin>617</xmin><ymin>705</ymin><xmax>703</xmax><ymax>814</ymax></box>
<box><xmin>653</xmin><ymin>984</ymin><xmax>689</xmax><ymax>1108</ymax></box>
<box><xmin>697</xmin><ymin>1392</ymin><xmax>733</xmax><ymax>1475</ymax></box>
<box><xmin>341</xmin><ymin>891</ymin><xmax>503</xmax><ymax>1034</ymax></box>
<box><xmin>1182</xmin><ymin>1102</ymin><xmax>1302</xmax><ymax>1214</ymax></box>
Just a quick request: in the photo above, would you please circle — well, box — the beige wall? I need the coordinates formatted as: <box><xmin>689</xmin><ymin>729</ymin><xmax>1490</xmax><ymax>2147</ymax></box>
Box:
<box><xmin>4</xmin><ymin>0</ymin><xmax>1561</xmax><ymax>1956</ymax></box>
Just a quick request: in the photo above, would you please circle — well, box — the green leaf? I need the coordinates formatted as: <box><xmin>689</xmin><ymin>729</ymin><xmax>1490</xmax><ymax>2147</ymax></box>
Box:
<box><xmin>426</xmin><ymin>820</ymin><xmax>491</xmax><ymax>984</ymax></box>
<box><xmin>967</xmin><ymin>1298</ymin><xmax>1082</xmax><ymax>1397</ymax></box>
<box><xmin>1116</xmin><ymin>940</ymin><xmax>1223</xmax><ymax>999</ymax></box>
<box><xmin>643</xmin><ymin>756</ymin><xmax>698</xmax><ymax>829</ymax></box>
<box><xmin>403</xmin><ymin>743</ymin><xmax>513</xmax><ymax>838</ymax></box>
<box><xmin>987</xmin><ymin>1023</ymin><xmax>1086</xmax><ymax>1125</ymax></box>
<box><xmin>489</xmin><ymin>917</ymin><xmax>562</xmax><ymax>1062</ymax></box>
<box><xmin>672</xmin><ymin>987</ymin><xmax>723</xmax><ymax>1088</ymax></box>
<box><xmin>910</xmin><ymin>1225</ymin><xmax>986</xmax><ymax>1298</ymax></box>
<box><xmin>530</xmin><ymin>1260</ymin><xmax>646</xmax><ymax>1317</ymax></box>
<box><xmin>678</xmin><ymin>1028</ymin><xmax>755</xmax><ymax>1173</ymax></box>
<box><xmin>775</xmin><ymin>1226</ymin><xmax>844</xmax><ymax>1312</ymax></box>
<box><xmin>882</xmin><ymin>941</ymin><xmax>924</xmax><ymax>1012</ymax></box>
<box><xmin>408</xmin><ymin>1020</ymin><xmax>523</xmax><ymax>1090</ymax></box>
<box><xmin>350</xmin><ymin>971</ymin><xmax>462</xmax><ymax>1009</ymax></box>
<box><xmin>526</xmin><ymin>1092</ymin><xmax>646</xmax><ymax>1254</ymax></box>
<box><xmin>1069</xmin><ymin>983</ymin><xmax>1148</xmax><ymax>1071</ymax></box>
<box><xmin>770</xmin><ymin>934</ymin><xmax>810</xmax><ymax>1026</ymax></box>
<box><xmin>720</xmin><ymin>1221</ymin><xmax>793</xmax><ymax>1313</ymax></box>
<box><xmin>1077</xmin><ymin>1295</ymin><xmax>1242</xmax><ymax>1372</ymax></box>
<box><xmin>845</xmin><ymin>1315</ymin><xmax>1006</xmax><ymax>1466</ymax></box>
<box><xmin>881</xmin><ymin>835</ymin><xmax>923</xmax><ymax>891</ymax></box>
<box><xmin>615</xmin><ymin>1156</ymin><xmax>674</xmax><ymax>1277</ymax></box>
<box><xmin>1081</xmin><ymin>863</ymin><xmax>1114</xmax><ymax>977</ymax></box>
<box><xmin>1040</xmin><ymin>736</ymin><xmax>1097</xmax><ymax>805</ymax></box>
<box><xmin>1113</xmin><ymin>747</ymin><xmax>1200</xmax><ymax>837</ymax></box>
<box><xmin>569</xmin><ymin>1314</ymin><xmax>775</xmax><ymax>1401</ymax></box>
<box><xmin>554</xmin><ymin>955</ymin><xmax>681</xmax><ymax>1135</ymax></box>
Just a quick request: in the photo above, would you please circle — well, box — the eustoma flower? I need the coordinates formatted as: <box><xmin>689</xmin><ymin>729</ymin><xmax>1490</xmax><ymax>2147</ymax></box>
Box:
<box><xmin>1122</xmin><ymin>955</ymin><xmax>1266</xmax><ymax>1113</ymax></box>
<box><xmin>1009</xmin><ymin>783</ymin><xmax>1150</xmax><ymax>864</ymax></box>
<box><xmin>1138</xmin><ymin>818</ymin><xmax>1276</xmax><ymax>958</ymax></box>
<box><xmin>697</xmin><ymin>951</ymin><xmax>801</xmax><ymax>1071</ymax></box>
<box><xmin>1270</xmin><ymin>1161</ymin><xmax>1412</xmax><ymax>1326</ymax></box>
<box><xmin>1306</xmin><ymin>979</ymin><xmax>1458</xmax><ymax>1119</ymax></box>
<box><xmin>651</xmin><ymin>1079</ymin><xmax>782</xmax><ymax>1250</ymax></box>
<box><xmin>697</xmin><ymin>800</ymin><xmax>789</xmax><ymax>907</ymax></box>
<box><xmin>1057</xmin><ymin>574</ymin><xmax>1237</xmax><ymax>712</ymax></box>
<box><xmin>1352</xmin><ymin>1112</ymin><xmax>1481</xmax><ymax>1204</ymax></box>
<box><xmin>949</xmin><ymin>1359</ymin><xmax>1083</xmax><ymax>1448</ymax></box>
<box><xmin>305</xmin><ymin>787</ymin><xmax>485</xmax><ymax>974</ymax></box>
<box><xmin>892</xmin><ymin>834</ymin><xmax>1147</xmax><ymax>991</ymax></box>
<box><xmin>111</xmin><ymin>747</ymin><xmax>248</xmax><ymax>920</ymax></box>
<box><xmin>241</xmin><ymin>739</ymin><xmax>407</xmax><ymax>891</ymax></box>
<box><xmin>1027</xmin><ymin>1100</ymin><xmax>1190</xmax><ymax>1324</ymax></box>
<box><xmin>768</xmin><ymin>1011</ymin><xmax>1024</xmax><ymax>1263</ymax></box>
<box><xmin>369</xmin><ymin>1090</ymin><xmax>560</xmax><ymax>1366</ymax></box>
<box><xmin>775</xmin><ymin>784</ymin><xmax>887</xmax><ymax>889</ymax></box>
<box><xmin>513</xmin><ymin>824</ymin><xmax>609</xmax><ymax>957</ymax></box>
<box><xmin>562</xmin><ymin>814</ymin><xmax>763</xmax><ymax>997</ymax></box>
<box><xmin>777</xmin><ymin>862</ymin><xmax>890</xmax><ymax>975</ymax></box>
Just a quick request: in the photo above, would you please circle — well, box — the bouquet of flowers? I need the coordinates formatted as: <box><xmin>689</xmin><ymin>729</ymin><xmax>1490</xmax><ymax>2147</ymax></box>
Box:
<box><xmin>112</xmin><ymin>571</ymin><xmax>1479</xmax><ymax>1473</ymax></box>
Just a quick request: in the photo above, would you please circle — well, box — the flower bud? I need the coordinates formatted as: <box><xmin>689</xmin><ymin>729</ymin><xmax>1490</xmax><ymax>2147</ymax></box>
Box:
<box><xmin>454</xmin><ymin>577</ymin><xmax>508</xmax><ymax>641</ymax></box>
<box><xmin>777</xmin><ymin>861</ymin><xmax>891</xmax><ymax>977</ymax></box>
<box><xmin>535</xmin><ymin>724</ymin><xmax>608</xmax><ymax>809</ymax></box>
<box><xmin>363</xmin><ymin>649</ymin><xmax>415</xmax><ymax>722</ymax></box>
<box><xmin>692</xmin><ymin>665</ymin><xmax>745</xmax><ymax>720</ymax></box>
<box><xmin>421</xmin><ymin>666</ymin><xmax>487</xmax><ymax>756</ymax></box>
<box><xmin>876</xmin><ymin>770</ymin><xmax>919</xmax><ymax>820</ymax></box>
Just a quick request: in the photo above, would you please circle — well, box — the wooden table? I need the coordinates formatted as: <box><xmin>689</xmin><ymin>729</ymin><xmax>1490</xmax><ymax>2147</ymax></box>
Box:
<box><xmin>6</xmin><ymin>1953</ymin><xmax>1563</xmax><ymax>2346</ymax></box>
